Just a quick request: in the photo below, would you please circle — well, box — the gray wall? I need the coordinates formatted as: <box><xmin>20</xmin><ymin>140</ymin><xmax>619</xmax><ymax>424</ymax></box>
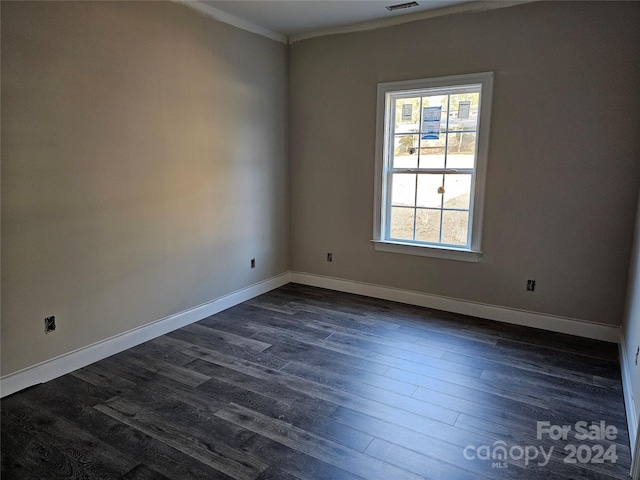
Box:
<box><xmin>1</xmin><ymin>1</ymin><xmax>289</xmax><ymax>376</ymax></box>
<box><xmin>289</xmin><ymin>1</ymin><xmax>640</xmax><ymax>326</ymax></box>
<box><xmin>3</xmin><ymin>1</ymin><xmax>639</xmax><ymax>379</ymax></box>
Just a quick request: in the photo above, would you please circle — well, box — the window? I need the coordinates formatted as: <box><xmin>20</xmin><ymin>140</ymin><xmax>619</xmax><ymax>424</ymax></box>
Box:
<box><xmin>373</xmin><ymin>72</ymin><xmax>493</xmax><ymax>262</ymax></box>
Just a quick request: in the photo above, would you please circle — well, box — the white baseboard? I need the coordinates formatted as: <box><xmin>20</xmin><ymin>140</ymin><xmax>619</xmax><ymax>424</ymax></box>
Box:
<box><xmin>0</xmin><ymin>272</ymin><xmax>291</xmax><ymax>398</ymax></box>
<box><xmin>1</xmin><ymin>270</ymin><xmax>621</xmax><ymax>399</ymax></box>
<box><xmin>290</xmin><ymin>272</ymin><xmax>620</xmax><ymax>343</ymax></box>
<box><xmin>634</xmin><ymin>437</ymin><xmax>640</xmax><ymax>480</ymax></box>
<box><xmin>620</xmin><ymin>330</ymin><xmax>639</xmax><ymax>477</ymax></box>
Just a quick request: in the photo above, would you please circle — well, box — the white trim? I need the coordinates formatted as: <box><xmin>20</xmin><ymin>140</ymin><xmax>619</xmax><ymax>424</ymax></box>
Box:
<box><xmin>371</xmin><ymin>240</ymin><xmax>482</xmax><ymax>262</ymax></box>
<box><xmin>289</xmin><ymin>1</ymin><xmax>534</xmax><ymax>44</ymax></box>
<box><xmin>633</xmin><ymin>433</ymin><xmax>640</xmax><ymax>480</ymax></box>
<box><xmin>290</xmin><ymin>272</ymin><xmax>620</xmax><ymax>343</ymax></box>
<box><xmin>0</xmin><ymin>272</ymin><xmax>291</xmax><ymax>398</ymax></box>
<box><xmin>176</xmin><ymin>0</ymin><xmax>533</xmax><ymax>45</ymax></box>
<box><xmin>621</xmin><ymin>329</ymin><xmax>640</xmax><ymax>477</ymax></box>
<box><xmin>174</xmin><ymin>0</ymin><xmax>287</xmax><ymax>44</ymax></box>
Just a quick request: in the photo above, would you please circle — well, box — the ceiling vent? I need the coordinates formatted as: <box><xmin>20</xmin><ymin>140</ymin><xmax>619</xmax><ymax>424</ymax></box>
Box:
<box><xmin>386</xmin><ymin>1</ymin><xmax>420</xmax><ymax>11</ymax></box>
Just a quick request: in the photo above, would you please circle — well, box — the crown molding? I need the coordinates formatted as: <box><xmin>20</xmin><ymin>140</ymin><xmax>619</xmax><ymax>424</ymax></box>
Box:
<box><xmin>175</xmin><ymin>0</ymin><xmax>288</xmax><ymax>44</ymax></box>
<box><xmin>289</xmin><ymin>1</ymin><xmax>535</xmax><ymax>44</ymax></box>
<box><xmin>176</xmin><ymin>1</ymin><xmax>535</xmax><ymax>46</ymax></box>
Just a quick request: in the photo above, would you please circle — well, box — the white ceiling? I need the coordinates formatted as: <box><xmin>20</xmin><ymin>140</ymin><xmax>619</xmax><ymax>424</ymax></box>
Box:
<box><xmin>198</xmin><ymin>0</ymin><xmax>475</xmax><ymax>39</ymax></box>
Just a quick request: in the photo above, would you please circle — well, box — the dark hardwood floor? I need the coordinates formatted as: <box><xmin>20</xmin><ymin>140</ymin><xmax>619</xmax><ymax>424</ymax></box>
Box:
<box><xmin>1</xmin><ymin>283</ymin><xmax>631</xmax><ymax>479</ymax></box>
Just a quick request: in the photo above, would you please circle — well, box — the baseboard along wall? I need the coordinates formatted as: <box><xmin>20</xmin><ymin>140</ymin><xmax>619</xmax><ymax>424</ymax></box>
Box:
<box><xmin>620</xmin><ymin>330</ymin><xmax>639</xmax><ymax>474</ymax></box>
<box><xmin>1</xmin><ymin>270</ymin><xmax>622</xmax><ymax>400</ymax></box>
<box><xmin>0</xmin><ymin>272</ymin><xmax>292</xmax><ymax>398</ymax></box>
<box><xmin>290</xmin><ymin>272</ymin><xmax>620</xmax><ymax>343</ymax></box>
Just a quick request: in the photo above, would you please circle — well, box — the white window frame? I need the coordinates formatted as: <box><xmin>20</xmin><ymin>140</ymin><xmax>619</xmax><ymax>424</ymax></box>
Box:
<box><xmin>372</xmin><ymin>72</ymin><xmax>493</xmax><ymax>262</ymax></box>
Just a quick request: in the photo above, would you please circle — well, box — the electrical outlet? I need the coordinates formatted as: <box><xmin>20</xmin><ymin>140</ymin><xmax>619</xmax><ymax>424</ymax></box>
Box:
<box><xmin>327</xmin><ymin>252</ymin><xmax>333</xmax><ymax>262</ymax></box>
<box><xmin>44</xmin><ymin>316</ymin><xmax>56</xmax><ymax>334</ymax></box>
<box><xmin>526</xmin><ymin>279</ymin><xmax>536</xmax><ymax>292</ymax></box>
<box><xmin>250</xmin><ymin>258</ymin><xmax>256</xmax><ymax>269</ymax></box>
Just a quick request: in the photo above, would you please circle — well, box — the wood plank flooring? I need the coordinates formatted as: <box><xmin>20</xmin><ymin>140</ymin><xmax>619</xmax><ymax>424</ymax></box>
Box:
<box><xmin>1</xmin><ymin>283</ymin><xmax>631</xmax><ymax>479</ymax></box>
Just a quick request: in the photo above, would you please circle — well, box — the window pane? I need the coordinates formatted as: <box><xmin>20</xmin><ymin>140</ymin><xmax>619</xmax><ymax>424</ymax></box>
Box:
<box><xmin>391</xmin><ymin>174</ymin><xmax>416</xmax><ymax>206</ymax></box>
<box><xmin>394</xmin><ymin>98</ymin><xmax>421</xmax><ymax>134</ymax></box>
<box><xmin>442</xmin><ymin>210</ymin><xmax>469</xmax><ymax>246</ymax></box>
<box><xmin>421</xmin><ymin>94</ymin><xmax>447</xmax><ymax>109</ymax></box>
<box><xmin>421</xmin><ymin>95</ymin><xmax>448</xmax><ymax>122</ymax></box>
<box><xmin>443</xmin><ymin>174</ymin><xmax>471</xmax><ymax>210</ymax></box>
<box><xmin>448</xmin><ymin>92</ymin><xmax>479</xmax><ymax>131</ymax></box>
<box><xmin>416</xmin><ymin>174</ymin><xmax>443</xmax><ymax>208</ymax></box>
<box><xmin>393</xmin><ymin>134</ymin><xmax>419</xmax><ymax>168</ymax></box>
<box><xmin>420</xmin><ymin>95</ymin><xmax>448</xmax><ymax>140</ymax></box>
<box><xmin>418</xmin><ymin>137</ymin><xmax>446</xmax><ymax>169</ymax></box>
<box><xmin>416</xmin><ymin>209</ymin><xmax>441</xmax><ymax>243</ymax></box>
<box><xmin>446</xmin><ymin>132</ymin><xmax>476</xmax><ymax>169</ymax></box>
<box><xmin>390</xmin><ymin>207</ymin><xmax>415</xmax><ymax>240</ymax></box>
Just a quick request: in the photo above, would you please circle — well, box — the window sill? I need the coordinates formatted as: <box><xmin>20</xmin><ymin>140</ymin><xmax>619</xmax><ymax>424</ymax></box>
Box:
<box><xmin>371</xmin><ymin>240</ymin><xmax>483</xmax><ymax>263</ymax></box>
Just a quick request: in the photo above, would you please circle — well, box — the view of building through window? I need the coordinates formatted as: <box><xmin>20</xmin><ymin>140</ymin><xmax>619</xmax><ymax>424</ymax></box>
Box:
<box><xmin>385</xmin><ymin>86</ymin><xmax>481</xmax><ymax>247</ymax></box>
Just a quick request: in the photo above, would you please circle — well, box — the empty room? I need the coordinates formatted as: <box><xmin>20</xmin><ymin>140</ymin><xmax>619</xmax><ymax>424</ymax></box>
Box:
<box><xmin>2</xmin><ymin>0</ymin><xmax>640</xmax><ymax>479</ymax></box>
